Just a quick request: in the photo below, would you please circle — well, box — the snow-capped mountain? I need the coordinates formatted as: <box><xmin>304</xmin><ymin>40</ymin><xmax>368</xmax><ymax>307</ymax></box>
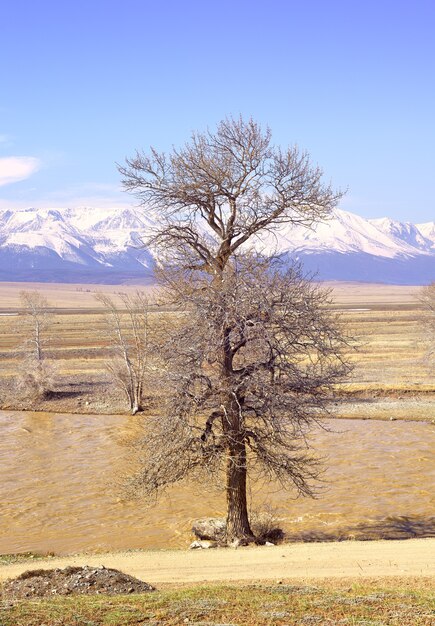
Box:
<box><xmin>254</xmin><ymin>209</ymin><xmax>435</xmax><ymax>284</ymax></box>
<box><xmin>261</xmin><ymin>210</ymin><xmax>432</xmax><ymax>258</ymax></box>
<box><xmin>0</xmin><ymin>207</ymin><xmax>155</xmax><ymax>283</ymax></box>
<box><xmin>0</xmin><ymin>206</ymin><xmax>433</xmax><ymax>284</ymax></box>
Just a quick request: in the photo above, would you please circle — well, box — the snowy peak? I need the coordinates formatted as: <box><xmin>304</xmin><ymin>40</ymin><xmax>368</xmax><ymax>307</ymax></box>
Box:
<box><xmin>90</xmin><ymin>208</ymin><xmax>149</xmax><ymax>232</ymax></box>
<box><xmin>1</xmin><ymin>207</ymin><xmax>66</xmax><ymax>232</ymax></box>
<box><xmin>262</xmin><ymin>208</ymin><xmax>432</xmax><ymax>259</ymax></box>
<box><xmin>0</xmin><ymin>206</ymin><xmax>433</xmax><ymax>284</ymax></box>
<box><xmin>370</xmin><ymin>216</ymin><xmax>434</xmax><ymax>252</ymax></box>
<box><xmin>416</xmin><ymin>222</ymin><xmax>435</xmax><ymax>249</ymax></box>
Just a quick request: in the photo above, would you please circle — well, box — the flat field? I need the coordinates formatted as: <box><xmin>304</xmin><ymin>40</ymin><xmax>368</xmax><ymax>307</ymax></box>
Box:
<box><xmin>0</xmin><ymin>281</ymin><xmax>433</xmax><ymax>417</ymax></box>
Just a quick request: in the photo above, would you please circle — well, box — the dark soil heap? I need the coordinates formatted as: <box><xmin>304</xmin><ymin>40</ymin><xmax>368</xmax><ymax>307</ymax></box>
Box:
<box><xmin>2</xmin><ymin>565</ymin><xmax>155</xmax><ymax>598</ymax></box>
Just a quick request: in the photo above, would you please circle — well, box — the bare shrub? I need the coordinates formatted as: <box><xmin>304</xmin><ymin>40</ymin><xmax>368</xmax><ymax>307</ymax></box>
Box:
<box><xmin>249</xmin><ymin>507</ymin><xmax>285</xmax><ymax>544</ymax></box>
<box><xmin>17</xmin><ymin>290</ymin><xmax>56</xmax><ymax>399</ymax></box>
<box><xmin>17</xmin><ymin>359</ymin><xmax>57</xmax><ymax>400</ymax></box>
<box><xmin>96</xmin><ymin>291</ymin><xmax>157</xmax><ymax>414</ymax></box>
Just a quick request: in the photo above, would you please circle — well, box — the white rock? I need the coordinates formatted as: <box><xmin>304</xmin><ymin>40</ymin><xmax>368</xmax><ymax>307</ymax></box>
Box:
<box><xmin>189</xmin><ymin>540</ymin><xmax>217</xmax><ymax>549</ymax></box>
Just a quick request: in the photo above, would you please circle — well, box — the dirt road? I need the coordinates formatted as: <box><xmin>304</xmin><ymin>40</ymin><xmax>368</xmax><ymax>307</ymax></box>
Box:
<box><xmin>1</xmin><ymin>539</ymin><xmax>434</xmax><ymax>585</ymax></box>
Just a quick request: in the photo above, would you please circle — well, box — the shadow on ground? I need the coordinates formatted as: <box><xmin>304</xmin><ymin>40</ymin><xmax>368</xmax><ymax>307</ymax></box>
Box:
<box><xmin>285</xmin><ymin>515</ymin><xmax>435</xmax><ymax>542</ymax></box>
<box><xmin>48</xmin><ymin>380</ymin><xmax>105</xmax><ymax>400</ymax></box>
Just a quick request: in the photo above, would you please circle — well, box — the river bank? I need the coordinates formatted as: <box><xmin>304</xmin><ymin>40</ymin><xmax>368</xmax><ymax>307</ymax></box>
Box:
<box><xmin>0</xmin><ymin>375</ymin><xmax>434</xmax><ymax>421</ymax></box>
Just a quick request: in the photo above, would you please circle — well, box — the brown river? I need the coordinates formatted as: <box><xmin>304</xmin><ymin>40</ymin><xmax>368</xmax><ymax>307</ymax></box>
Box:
<box><xmin>1</xmin><ymin>411</ymin><xmax>434</xmax><ymax>555</ymax></box>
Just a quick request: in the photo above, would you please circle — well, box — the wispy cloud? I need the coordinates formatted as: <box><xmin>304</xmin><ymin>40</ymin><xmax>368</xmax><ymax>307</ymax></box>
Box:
<box><xmin>39</xmin><ymin>182</ymin><xmax>129</xmax><ymax>209</ymax></box>
<box><xmin>0</xmin><ymin>156</ymin><xmax>41</xmax><ymax>187</ymax></box>
<box><xmin>0</xmin><ymin>181</ymin><xmax>131</xmax><ymax>211</ymax></box>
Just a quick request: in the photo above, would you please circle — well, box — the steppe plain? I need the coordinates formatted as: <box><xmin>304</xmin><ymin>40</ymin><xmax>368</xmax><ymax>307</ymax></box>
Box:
<box><xmin>0</xmin><ymin>280</ymin><xmax>433</xmax><ymax>417</ymax></box>
<box><xmin>0</xmin><ymin>281</ymin><xmax>434</xmax><ymax>625</ymax></box>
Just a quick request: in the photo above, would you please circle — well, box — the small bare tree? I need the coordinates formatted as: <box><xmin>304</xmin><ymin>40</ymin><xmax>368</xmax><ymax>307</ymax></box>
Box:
<box><xmin>129</xmin><ymin>259</ymin><xmax>351</xmax><ymax>543</ymax></box>
<box><xmin>419</xmin><ymin>281</ymin><xmax>435</xmax><ymax>367</ymax></box>
<box><xmin>96</xmin><ymin>291</ymin><xmax>154</xmax><ymax>414</ymax></box>
<box><xmin>18</xmin><ymin>290</ymin><xmax>56</xmax><ymax>399</ymax></box>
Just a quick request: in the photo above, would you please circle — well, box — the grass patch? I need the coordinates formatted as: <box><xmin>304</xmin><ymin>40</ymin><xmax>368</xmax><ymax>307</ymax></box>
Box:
<box><xmin>1</xmin><ymin>577</ymin><xmax>434</xmax><ymax>625</ymax></box>
<box><xmin>0</xmin><ymin>553</ymin><xmax>56</xmax><ymax>566</ymax></box>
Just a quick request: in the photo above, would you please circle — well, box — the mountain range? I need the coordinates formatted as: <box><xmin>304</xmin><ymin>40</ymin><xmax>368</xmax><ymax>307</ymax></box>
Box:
<box><xmin>0</xmin><ymin>206</ymin><xmax>433</xmax><ymax>285</ymax></box>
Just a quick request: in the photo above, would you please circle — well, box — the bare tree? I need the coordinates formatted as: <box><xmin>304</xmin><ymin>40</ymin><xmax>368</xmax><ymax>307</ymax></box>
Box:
<box><xmin>18</xmin><ymin>290</ymin><xmax>56</xmax><ymax>399</ymax></box>
<box><xmin>419</xmin><ymin>281</ymin><xmax>435</xmax><ymax>367</ymax></box>
<box><xmin>129</xmin><ymin>259</ymin><xmax>352</xmax><ymax>543</ymax></box>
<box><xmin>96</xmin><ymin>291</ymin><xmax>155</xmax><ymax>415</ymax></box>
<box><xmin>120</xmin><ymin>117</ymin><xmax>349</xmax><ymax>543</ymax></box>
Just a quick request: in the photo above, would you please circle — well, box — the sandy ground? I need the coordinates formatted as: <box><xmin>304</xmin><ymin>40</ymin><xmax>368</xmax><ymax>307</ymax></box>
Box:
<box><xmin>1</xmin><ymin>539</ymin><xmax>434</xmax><ymax>585</ymax></box>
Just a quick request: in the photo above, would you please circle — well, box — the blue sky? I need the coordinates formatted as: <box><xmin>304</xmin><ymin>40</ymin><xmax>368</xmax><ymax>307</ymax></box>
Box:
<box><xmin>0</xmin><ymin>0</ymin><xmax>434</xmax><ymax>222</ymax></box>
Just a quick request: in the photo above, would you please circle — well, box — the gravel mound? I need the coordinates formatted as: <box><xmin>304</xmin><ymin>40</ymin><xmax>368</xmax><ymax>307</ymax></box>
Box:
<box><xmin>2</xmin><ymin>565</ymin><xmax>155</xmax><ymax>598</ymax></box>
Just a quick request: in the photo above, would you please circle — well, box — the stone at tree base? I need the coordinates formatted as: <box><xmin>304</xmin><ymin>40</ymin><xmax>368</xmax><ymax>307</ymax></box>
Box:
<box><xmin>189</xmin><ymin>540</ymin><xmax>218</xmax><ymax>549</ymax></box>
<box><xmin>191</xmin><ymin>517</ymin><xmax>226</xmax><ymax>541</ymax></box>
<box><xmin>191</xmin><ymin>516</ymin><xmax>284</xmax><ymax>546</ymax></box>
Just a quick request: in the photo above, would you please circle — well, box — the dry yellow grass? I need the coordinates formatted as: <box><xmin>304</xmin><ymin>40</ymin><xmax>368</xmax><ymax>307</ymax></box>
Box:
<box><xmin>1</xmin><ymin>576</ymin><xmax>434</xmax><ymax>626</ymax></box>
<box><xmin>0</xmin><ymin>282</ymin><xmax>433</xmax><ymax>413</ymax></box>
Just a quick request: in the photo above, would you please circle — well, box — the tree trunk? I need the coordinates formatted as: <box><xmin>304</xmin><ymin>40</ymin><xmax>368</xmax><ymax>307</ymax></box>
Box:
<box><xmin>35</xmin><ymin>320</ymin><xmax>42</xmax><ymax>361</ymax></box>
<box><xmin>225</xmin><ymin>438</ymin><xmax>254</xmax><ymax>544</ymax></box>
<box><xmin>221</xmin><ymin>325</ymin><xmax>254</xmax><ymax>544</ymax></box>
<box><xmin>130</xmin><ymin>391</ymin><xmax>141</xmax><ymax>415</ymax></box>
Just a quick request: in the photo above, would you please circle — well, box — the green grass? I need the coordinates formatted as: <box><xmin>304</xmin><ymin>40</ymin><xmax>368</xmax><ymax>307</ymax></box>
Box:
<box><xmin>1</xmin><ymin>578</ymin><xmax>434</xmax><ymax>625</ymax></box>
<box><xmin>0</xmin><ymin>553</ymin><xmax>56</xmax><ymax>566</ymax></box>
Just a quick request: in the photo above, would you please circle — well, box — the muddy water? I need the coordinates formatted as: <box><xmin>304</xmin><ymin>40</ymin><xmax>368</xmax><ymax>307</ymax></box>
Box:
<box><xmin>1</xmin><ymin>411</ymin><xmax>434</xmax><ymax>555</ymax></box>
